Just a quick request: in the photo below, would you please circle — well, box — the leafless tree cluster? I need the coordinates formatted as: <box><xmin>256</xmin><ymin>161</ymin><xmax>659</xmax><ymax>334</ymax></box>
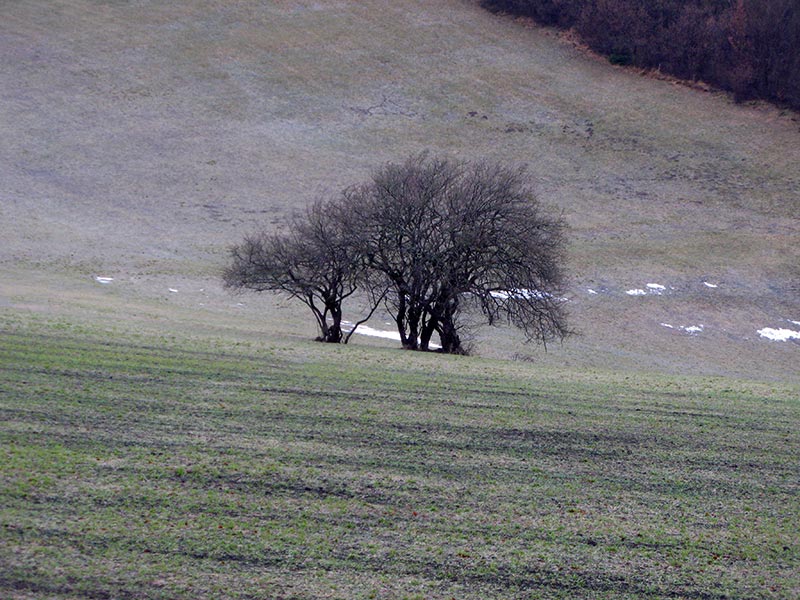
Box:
<box><xmin>224</xmin><ymin>153</ymin><xmax>569</xmax><ymax>355</ymax></box>
<box><xmin>482</xmin><ymin>0</ymin><xmax>800</xmax><ymax>109</ymax></box>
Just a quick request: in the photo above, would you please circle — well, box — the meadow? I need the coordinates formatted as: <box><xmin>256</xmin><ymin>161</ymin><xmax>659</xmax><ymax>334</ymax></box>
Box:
<box><xmin>1</xmin><ymin>0</ymin><xmax>799</xmax><ymax>597</ymax></box>
<box><xmin>1</xmin><ymin>313</ymin><xmax>798</xmax><ymax>598</ymax></box>
<box><xmin>2</xmin><ymin>0</ymin><xmax>798</xmax><ymax>379</ymax></box>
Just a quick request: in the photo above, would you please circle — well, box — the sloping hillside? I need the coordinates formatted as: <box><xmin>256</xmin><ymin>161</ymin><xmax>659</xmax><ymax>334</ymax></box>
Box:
<box><xmin>1</xmin><ymin>0</ymin><xmax>798</xmax><ymax>380</ymax></box>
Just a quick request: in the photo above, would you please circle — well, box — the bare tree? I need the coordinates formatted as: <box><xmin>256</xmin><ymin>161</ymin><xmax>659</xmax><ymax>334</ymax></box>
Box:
<box><xmin>223</xmin><ymin>198</ymin><xmax>363</xmax><ymax>343</ymax></box>
<box><xmin>225</xmin><ymin>153</ymin><xmax>569</xmax><ymax>354</ymax></box>
<box><xmin>345</xmin><ymin>153</ymin><xmax>570</xmax><ymax>354</ymax></box>
<box><xmin>342</xmin><ymin>154</ymin><xmax>462</xmax><ymax>350</ymax></box>
<box><xmin>434</xmin><ymin>161</ymin><xmax>569</xmax><ymax>352</ymax></box>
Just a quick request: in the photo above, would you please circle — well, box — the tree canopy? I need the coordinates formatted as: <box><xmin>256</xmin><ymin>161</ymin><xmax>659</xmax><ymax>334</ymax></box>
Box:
<box><xmin>224</xmin><ymin>153</ymin><xmax>570</xmax><ymax>355</ymax></box>
<box><xmin>223</xmin><ymin>198</ymin><xmax>363</xmax><ymax>343</ymax></box>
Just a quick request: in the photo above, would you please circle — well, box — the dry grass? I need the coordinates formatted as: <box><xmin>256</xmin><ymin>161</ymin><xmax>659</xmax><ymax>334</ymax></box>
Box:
<box><xmin>2</xmin><ymin>0</ymin><xmax>798</xmax><ymax>379</ymax></box>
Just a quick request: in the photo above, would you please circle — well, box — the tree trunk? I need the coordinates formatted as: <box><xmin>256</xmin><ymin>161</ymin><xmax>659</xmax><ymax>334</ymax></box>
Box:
<box><xmin>404</xmin><ymin>305</ymin><xmax>422</xmax><ymax>350</ymax></box>
<box><xmin>437</xmin><ymin>298</ymin><xmax>463</xmax><ymax>354</ymax></box>
<box><xmin>326</xmin><ymin>303</ymin><xmax>343</xmax><ymax>343</ymax></box>
<box><xmin>437</xmin><ymin>319</ymin><xmax>462</xmax><ymax>354</ymax></box>
<box><xmin>314</xmin><ymin>297</ymin><xmax>343</xmax><ymax>343</ymax></box>
<box><xmin>419</xmin><ymin>318</ymin><xmax>437</xmax><ymax>351</ymax></box>
<box><xmin>324</xmin><ymin>323</ymin><xmax>343</xmax><ymax>343</ymax></box>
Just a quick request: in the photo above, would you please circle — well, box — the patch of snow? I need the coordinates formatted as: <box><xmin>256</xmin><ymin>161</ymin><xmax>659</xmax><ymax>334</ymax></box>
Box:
<box><xmin>345</xmin><ymin>321</ymin><xmax>441</xmax><ymax>348</ymax></box>
<box><xmin>587</xmin><ymin>289</ymin><xmax>598</xmax><ymax>295</ymax></box>
<box><xmin>355</xmin><ymin>325</ymin><xmax>402</xmax><ymax>341</ymax></box>
<box><xmin>94</xmin><ymin>276</ymin><xmax>114</xmax><ymax>284</ymax></box>
<box><xmin>703</xmin><ymin>282</ymin><xmax>718</xmax><ymax>288</ymax></box>
<box><xmin>758</xmin><ymin>327</ymin><xmax>800</xmax><ymax>342</ymax></box>
<box><xmin>790</xmin><ymin>320</ymin><xmax>800</xmax><ymax>327</ymax></box>
<box><xmin>628</xmin><ymin>284</ymin><xmax>668</xmax><ymax>296</ymax></box>
<box><xmin>168</xmin><ymin>288</ymin><xmax>178</xmax><ymax>293</ymax></box>
<box><xmin>661</xmin><ymin>323</ymin><xmax>704</xmax><ymax>334</ymax></box>
<box><xmin>491</xmin><ymin>288</ymin><xmax>551</xmax><ymax>300</ymax></box>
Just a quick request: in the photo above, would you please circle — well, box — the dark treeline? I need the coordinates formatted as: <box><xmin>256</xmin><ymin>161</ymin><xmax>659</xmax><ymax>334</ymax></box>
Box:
<box><xmin>481</xmin><ymin>0</ymin><xmax>800</xmax><ymax>110</ymax></box>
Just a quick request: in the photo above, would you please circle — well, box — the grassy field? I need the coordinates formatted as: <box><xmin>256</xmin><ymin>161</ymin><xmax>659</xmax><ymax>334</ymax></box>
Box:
<box><xmin>1</xmin><ymin>0</ymin><xmax>799</xmax><ymax>597</ymax></box>
<box><xmin>1</xmin><ymin>314</ymin><xmax>798</xmax><ymax>599</ymax></box>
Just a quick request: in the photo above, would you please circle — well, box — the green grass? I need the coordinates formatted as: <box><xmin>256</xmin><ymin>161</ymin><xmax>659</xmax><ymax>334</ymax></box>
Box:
<box><xmin>1</xmin><ymin>318</ymin><xmax>798</xmax><ymax>599</ymax></box>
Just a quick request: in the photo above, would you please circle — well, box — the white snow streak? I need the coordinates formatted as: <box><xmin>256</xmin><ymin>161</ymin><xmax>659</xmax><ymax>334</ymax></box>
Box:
<box><xmin>352</xmin><ymin>325</ymin><xmax>402</xmax><ymax>342</ymax></box>
<box><xmin>94</xmin><ymin>276</ymin><xmax>114</xmax><ymax>284</ymax></box>
<box><xmin>626</xmin><ymin>283</ymin><xmax>671</xmax><ymax>296</ymax></box>
<box><xmin>758</xmin><ymin>328</ymin><xmax>800</xmax><ymax>341</ymax></box>
<box><xmin>661</xmin><ymin>323</ymin><xmax>704</xmax><ymax>334</ymax></box>
<box><xmin>490</xmin><ymin>289</ymin><xmax>551</xmax><ymax>300</ymax></box>
<box><xmin>351</xmin><ymin>325</ymin><xmax>441</xmax><ymax>349</ymax></box>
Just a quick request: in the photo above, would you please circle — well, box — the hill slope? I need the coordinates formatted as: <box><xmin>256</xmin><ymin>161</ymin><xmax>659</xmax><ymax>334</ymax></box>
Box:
<box><xmin>1</xmin><ymin>0</ymin><xmax>798</xmax><ymax>380</ymax></box>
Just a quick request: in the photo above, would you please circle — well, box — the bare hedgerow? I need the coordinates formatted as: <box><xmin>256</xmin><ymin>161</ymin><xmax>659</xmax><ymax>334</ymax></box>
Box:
<box><xmin>481</xmin><ymin>0</ymin><xmax>800</xmax><ymax>110</ymax></box>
